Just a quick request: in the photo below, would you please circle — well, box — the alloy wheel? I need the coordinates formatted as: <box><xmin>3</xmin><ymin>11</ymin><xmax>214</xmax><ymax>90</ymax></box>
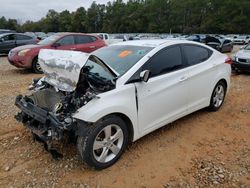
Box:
<box><xmin>93</xmin><ymin>124</ymin><xmax>124</xmax><ymax>163</ymax></box>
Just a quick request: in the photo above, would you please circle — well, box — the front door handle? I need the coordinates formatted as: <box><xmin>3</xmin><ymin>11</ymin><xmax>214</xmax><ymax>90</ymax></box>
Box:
<box><xmin>70</xmin><ymin>48</ymin><xmax>76</xmax><ymax>50</ymax></box>
<box><xmin>89</xmin><ymin>46</ymin><xmax>96</xmax><ymax>49</ymax></box>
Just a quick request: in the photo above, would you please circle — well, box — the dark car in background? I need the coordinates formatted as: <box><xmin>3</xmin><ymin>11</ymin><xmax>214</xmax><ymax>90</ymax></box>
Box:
<box><xmin>8</xmin><ymin>33</ymin><xmax>106</xmax><ymax>73</ymax></box>
<box><xmin>0</xmin><ymin>33</ymin><xmax>38</xmax><ymax>54</ymax></box>
<box><xmin>205</xmin><ymin>36</ymin><xmax>233</xmax><ymax>53</ymax></box>
<box><xmin>186</xmin><ymin>34</ymin><xmax>206</xmax><ymax>43</ymax></box>
<box><xmin>0</xmin><ymin>29</ymin><xmax>16</xmax><ymax>34</ymax></box>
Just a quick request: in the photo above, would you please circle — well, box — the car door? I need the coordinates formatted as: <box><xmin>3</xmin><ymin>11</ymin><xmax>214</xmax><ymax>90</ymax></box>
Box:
<box><xmin>181</xmin><ymin>44</ymin><xmax>215</xmax><ymax>112</ymax></box>
<box><xmin>14</xmin><ymin>34</ymin><xmax>33</xmax><ymax>47</ymax></box>
<box><xmin>74</xmin><ymin>35</ymin><xmax>98</xmax><ymax>53</ymax></box>
<box><xmin>0</xmin><ymin>34</ymin><xmax>15</xmax><ymax>53</ymax></box>
<box><xmin>221</xmin><ymin>40</ymin><xmax>228</xmax><ymax>52</ymax></box>
<box><xmin>54</xmin><ymin>35</ymin><xmax>76</xmax><ymax>51</ymax></box>
<box><xmin>134</xmin><ymin>45</ymin><xmax>189</xmax><ymax>134</ymax></box>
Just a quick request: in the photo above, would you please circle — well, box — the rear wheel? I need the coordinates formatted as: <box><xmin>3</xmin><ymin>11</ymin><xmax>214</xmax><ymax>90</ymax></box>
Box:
<box><xmin>77</xmin><ymin>115</ymin><xmax>129</xmax><ymax>169</ymax></box>
<box><xmin>32</xmin><ymin>57</ymin><xmax>43</xmax><ymax>74</ymax></box>
<box><xmin>208</xmin><ymin>81</ymin><xmax>226</xmax><ymax>111</ymax></box>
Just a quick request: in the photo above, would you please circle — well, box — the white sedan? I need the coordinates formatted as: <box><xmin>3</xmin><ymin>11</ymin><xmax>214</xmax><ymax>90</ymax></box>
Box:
<box><xmin>15</xmin><ymin>40</ymin><xmax>231</xmax><ymax>169</ymax></box>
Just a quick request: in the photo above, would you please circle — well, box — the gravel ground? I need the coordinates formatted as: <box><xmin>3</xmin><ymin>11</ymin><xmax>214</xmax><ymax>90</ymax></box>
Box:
<box><xmin>0</xmin><ymin>47</ymin><xmax>249</xmax><ymax>188</ymax></box>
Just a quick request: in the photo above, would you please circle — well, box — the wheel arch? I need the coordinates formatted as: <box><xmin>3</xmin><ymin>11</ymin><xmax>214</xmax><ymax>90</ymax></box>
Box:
<box><xmin>105</xmin><ymin>112</ymin><xmax>134</xmax><ymax>143</ymax></box>
<box><xmin>218</xmin><ymin>78</ymin><xmax>228</xmax><ymax>91</ymax></box>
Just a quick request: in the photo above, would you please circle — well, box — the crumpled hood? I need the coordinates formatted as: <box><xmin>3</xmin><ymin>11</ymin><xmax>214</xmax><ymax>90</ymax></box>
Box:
<box><xmin>236</xmin><ymin>50</ymin><xmax>250</xmax><ymax>59</ymax></box>
<box><xmin>38</xmin><ymin>49</ymin><xmax>90</xmax><ymax>92</ymax></box>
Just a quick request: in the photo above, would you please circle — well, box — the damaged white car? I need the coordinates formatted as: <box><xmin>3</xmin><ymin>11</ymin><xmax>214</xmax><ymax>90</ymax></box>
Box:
<box><xmin>15</xmin><ymin>40</ymin><xmax>231</xmax><ymax>169</ymax></box>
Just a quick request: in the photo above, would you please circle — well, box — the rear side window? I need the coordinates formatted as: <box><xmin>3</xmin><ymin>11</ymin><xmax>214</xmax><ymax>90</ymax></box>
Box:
<box><xmin>57</xmin><ymin>36</ymin><xmax>74</xmax><ymax>46</ymax></box>
<box><xmin>223</xmin><ymin>40</ymin><xmax>231</xmax><ymax>44</ymax></box>
<box><xmin>75</xmin><ymin>35</ymin><xmax>94</xmax><ymax>44</ymax></box>
<box><xmin>143</xmin><ymin>45</ymin><xmax>183</xmax><ymax>77</ymax></box>
<box><xmin>183</xmin><ymin>45</ymin><xmax>212</xmax><ymax>66</ymax></box>
<box><xmin>15</xmin><ymin>34</ymin><xmax>32</xmax><ymax>40</ymax></box>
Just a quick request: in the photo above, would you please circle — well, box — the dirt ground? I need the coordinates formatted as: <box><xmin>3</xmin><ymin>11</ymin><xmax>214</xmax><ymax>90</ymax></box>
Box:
<box><xmin>0</xmin><ymin>46</ymin><xmax>249</xmax><ymax>188</ymax></box>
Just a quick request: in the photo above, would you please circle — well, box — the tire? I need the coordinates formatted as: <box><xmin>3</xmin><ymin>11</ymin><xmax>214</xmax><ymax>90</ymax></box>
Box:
<box><xmin>32</xmin><ymin>57</ymin><xmax>43</xmax><ymax>74</ymax></box>
<box><xmin>208</xmin><ymin>81</ymin><xmax>227</xmax><ymax>111</ymax></box>
<box><xmin>77</xmin><ymin>115</ymin><xmax>129</xmax><ymax>169</ymax></box>
<box><xmin>234</xmin><ymin>69</ymin><xmax>241</xmax><ymax>75</ymax></box>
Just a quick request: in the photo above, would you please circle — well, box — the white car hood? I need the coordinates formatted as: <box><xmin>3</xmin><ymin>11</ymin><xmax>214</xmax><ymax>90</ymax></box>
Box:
<box><xmin>39</xmin><ymin>49</ymin><xmax>90</xmax><ymax>92</ymax></box>
<box><xmin>236</xmin><ymin>50</ymin><xmax>250</xmax><ymax>59</ymax></box>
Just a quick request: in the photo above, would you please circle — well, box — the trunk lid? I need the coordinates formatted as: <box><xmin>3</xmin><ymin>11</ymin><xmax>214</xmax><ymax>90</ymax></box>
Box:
<box><xmin>39</xmin><ymin>49</ymin><xmax>90</xmax><ymax>92</ymax></box>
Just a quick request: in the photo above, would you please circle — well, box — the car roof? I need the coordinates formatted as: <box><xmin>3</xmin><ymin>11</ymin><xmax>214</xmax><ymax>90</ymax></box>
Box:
<box><xmin>111</xmin><ymin>39</ymin><xmax>199</xmax><ymax>48</ymax></box>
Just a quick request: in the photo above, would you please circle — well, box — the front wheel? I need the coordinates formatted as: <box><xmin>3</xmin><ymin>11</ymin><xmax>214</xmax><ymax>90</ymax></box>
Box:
<box><xmin>208</xmin><ymin>81</ymin><xmax>226</xmax><ymax>111</ymax></box>
<box><xmin>77</xmin><ymin>115</ymin><xmax>129</xmax><ymax>169</ymax></box>
<box><xmin>32</xmin><ymin>57</ymin><xmax>43</xmax><ymax>74</ymax></box>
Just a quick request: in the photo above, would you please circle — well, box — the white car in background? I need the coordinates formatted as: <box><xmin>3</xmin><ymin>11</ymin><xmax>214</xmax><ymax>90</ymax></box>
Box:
<box><xmin>233</xmin><ymin>35</ymin><xmax>250</xmax><ymax>45</ymax></box>
<box><xmin>232</xmin><ymin>44</ymin><xmax>250</xmax><ymax>73</ymax></box>
<box><xmin>92</xmin><ymin>33</ymin><xmax>127</xmax><ymax>45</ymax></box>
<box><xmin>15</xmin><ymin>40</ymin><xmax>231</xmax><ymax>169</ymax></box>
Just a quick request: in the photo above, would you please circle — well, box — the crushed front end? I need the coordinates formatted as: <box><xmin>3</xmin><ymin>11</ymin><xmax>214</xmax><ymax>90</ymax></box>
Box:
<box><xmin>14</xmin><ymin>49</ymin><xmax>116</xmax><ymax>159</ymax></box>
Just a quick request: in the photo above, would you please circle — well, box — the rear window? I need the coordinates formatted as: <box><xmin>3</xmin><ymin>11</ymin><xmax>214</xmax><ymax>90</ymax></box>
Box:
<box><xmin>183</xmin><ymin>45</ymin><xmax>212</xmax><ymax>66</ymax></box>
<box><xmin>92</xmin><ymin>45</ymin><xmax>153</xmax><ymax>75</ymax></box>
<box><xmin>75</xmin><ymin>35</ymin><xmax>95</xmax><ymax>44</ymax></box>
<box><xmin>15</xmin><ymin>34</ymin><xmax>32</xmax><ymax>40</ymax></box>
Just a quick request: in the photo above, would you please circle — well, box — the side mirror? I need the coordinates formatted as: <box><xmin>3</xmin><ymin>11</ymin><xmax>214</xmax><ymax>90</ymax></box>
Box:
<box><xmin>140</xmin><ymin>70</ymin><xmax>151</xmax><ymax>82</ymax></box>
<box><xmin>0</xmin><ymin>38</ymin><xmax>4</xmax><ymax>42</ymax></box>
<box><xmin>52</xmin><ymin>43</ymin><xmax>61</xmax><ymax>48</ymax></box>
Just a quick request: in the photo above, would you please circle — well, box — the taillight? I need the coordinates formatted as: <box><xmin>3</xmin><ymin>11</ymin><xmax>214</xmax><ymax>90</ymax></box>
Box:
<box><xmin>225</xmin><ymin>57</ymin><xmax>232</xmax><ymax>64</ymax></box>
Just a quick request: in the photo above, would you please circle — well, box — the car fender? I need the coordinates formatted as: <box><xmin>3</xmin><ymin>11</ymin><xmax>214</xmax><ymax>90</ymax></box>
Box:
<box><xmin>72</xmin><ymin>84</ymin><xmax>139</xmax><ymax>140</ymax></box>
<box><xmin>211</xmin><ymin>62</ymin><xmax>231</xmax><ymax>96</ymax></box>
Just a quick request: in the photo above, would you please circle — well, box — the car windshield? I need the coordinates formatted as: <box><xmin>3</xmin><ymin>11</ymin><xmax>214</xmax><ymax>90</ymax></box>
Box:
<box><xmin>38</xmin><ymin>34</ymin><xmax>61</xmax><ymax>45</ymax></box>
<box><xmin>92</xmin><ymin>45</ymin><xmax>154</xmax><ymax>76</ymax></box>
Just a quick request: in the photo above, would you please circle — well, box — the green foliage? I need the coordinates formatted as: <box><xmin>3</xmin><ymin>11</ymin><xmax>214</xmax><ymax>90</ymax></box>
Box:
<box><xmin>0</xmin><ymin>0</ymin><xmax>250</xmax><ymax>34</ymax></box>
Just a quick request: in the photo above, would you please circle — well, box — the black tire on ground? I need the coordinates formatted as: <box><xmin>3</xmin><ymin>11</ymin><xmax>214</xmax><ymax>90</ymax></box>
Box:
<box><xmin>32</xmin><ymin>57</ymin><xmax>43</xmax><ymax>74</ymax></box>
<box><xmin>77</xmin><ymin>115</ymin><xmax>129</xmax><ymax>170</ymax></box>
<box><xmin>208</xmin><ymin>81</ymin><xmax>227</xmax><ymax>111</ymax></box>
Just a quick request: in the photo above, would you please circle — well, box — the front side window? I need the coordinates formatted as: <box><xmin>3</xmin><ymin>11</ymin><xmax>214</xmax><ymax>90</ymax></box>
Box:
<box><xmin>142</xmin><ymin>46</ymin><xmax>183</xmax><ymax>77</ymax></box>
<box><xmin>38</xmin><ymin>34</ymin><xmax>61</xmax><ymax>45</ymax></box>
<box><xmin>57</xmin><ymin>36</ymin><xmax>75</xmax><ymax>46</ymax></box>
<box><xmin>3</xmin><ymin>34</ymin><xmax>15</xmax><ymax>41</ymax></box>
<box><xmin>183</xmin><ymin>45</ymin><xmax>212</xmax><ymax>66</ymax></box>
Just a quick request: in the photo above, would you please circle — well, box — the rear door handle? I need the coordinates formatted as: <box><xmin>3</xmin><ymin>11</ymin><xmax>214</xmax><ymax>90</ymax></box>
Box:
<box><xmin>70</xmin><ymin>48</ymin><xmax>76</xmax><ymax>50</ymax></box>
<box><xmin>89</xmin><ymin>46</ymin><xmax>96</xmax><ymax>49</ymax></box>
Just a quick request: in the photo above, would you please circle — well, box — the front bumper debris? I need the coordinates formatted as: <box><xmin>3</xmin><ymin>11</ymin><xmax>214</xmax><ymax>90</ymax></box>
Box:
<box><xmin>15</xmin><ymin>95</ymin><xmax>67</xmax><ymax>159</ymax></box>
<box><xmin>15</xmin><ymin>95</ymin><xmax>91</xmax><ymax>159</ymax></box>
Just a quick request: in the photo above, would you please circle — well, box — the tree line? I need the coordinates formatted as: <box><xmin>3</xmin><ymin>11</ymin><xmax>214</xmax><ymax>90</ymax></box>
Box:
<box><xmin>1</xmin><ymin>0</ymin><xmax>250</xmax><ymax>34</ymax></box>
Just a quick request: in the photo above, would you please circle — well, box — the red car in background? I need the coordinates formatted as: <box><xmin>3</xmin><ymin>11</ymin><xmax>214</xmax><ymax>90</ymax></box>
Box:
<box><xmin>8</xmin><ymin>33</ymin><xmax>106</xmax><ymax>73</ymax></box>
